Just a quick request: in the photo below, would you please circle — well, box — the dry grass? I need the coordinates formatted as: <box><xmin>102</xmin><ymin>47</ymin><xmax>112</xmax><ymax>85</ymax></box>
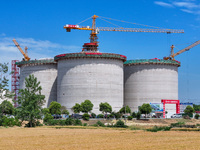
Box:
<box><xmin>0</xmin><ymin>127</ymin><xmax>200</xmax><ymax>150</ymax></box>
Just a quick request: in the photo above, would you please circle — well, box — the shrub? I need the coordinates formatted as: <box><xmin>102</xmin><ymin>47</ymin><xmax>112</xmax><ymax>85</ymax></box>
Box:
<box><xmin>82</xmin><ymin>113</ymin><xmax>90</xmax><ymax>121</ymax></box>
<box><xmin>183</xmin><ymin>115</ymin><xmax>191</xmax><ymax>119</ymax></box>
<box><xmin>65</xmin><ymin>118</ymin><xmax>74</xmax><ymax>125</ymax></box>
<box><xmin>114</xmin><ymin>120</ymin><xmax>128</xmax><ymax>128</ymax></box>
<box><xmin>2</xmin><ymin>118</ymin><xmax>16</xmax><ymax>127</ymax></box>
<box><xmin>136</xmin><ymin>112</ymin><xmax>141</xmax><ymax>120</ymax></box>
<box><xmin>128</xmin><ymin>116</ymin><xmax>133</xmax><ymax>120</ymax></box>
<box><xmin>146</xmin><ymin>126</ymin><xmax>171</xmax><ymax>132</ymax></box>
<box><xmin>131</xmin><ymin>112</ymin><xmax>136</xmax><ymax>118</ymax></box>
<box><xmin>109</xmin><ymin>114</ymin><xmax>114</xmax><ymax>118</ymax></box>
<box><xmin>195</xmin><ymin>114</ymin><xmax>199</xmax><ymax>119</ymax></box>
<box><xmin>91</xmin><ymin>113</ymin><xmax>96</xmax><ymax>118</ymax></box>
<box><xmin>170</xmin><ymin>122</ymin><xmax>185</xmax><ymax>128</ymax></box>
<box><xmin>36</xmin><ymin>120</ymin><xmax>43</xmax><ymax>126</ymax></box>
<box><xmin>111</xmin><ymin>112</ymin><xmax>121</xmax><ymax>120</ymax></box>
<box><xmin>97</xmin><ymin>114</ymin><xmax>104</xmax><ymax>118</ymax></box>
<box><xmin>83</xmin><ymin>123</ymin><xmax>87</xmax><ymax>126</ymax></box>
<box><xmin>47</xmin><ymin>119</ymin><xmax>59</xmax><ymax>126</ymax></box>
<box><xmin>96</xmin><ymin>121</ymin><xmax>105</xmax><ymax>127</ymax></box>
<box><xmin>43</xmin><ymin>113</ymin><xmax>54</xmax><ymax>123</ymax></box>
<box><xmin>74</xmin><ymin>119</ymin><xmax>82</xmax><ymax>126</ymax></box>
<box><xmin>0</xmin><ymin>116</ymin><xmax>21</xmax><ymax>127</ymax></box>
<box><xmin>58</xmin><ymin>120</ymin><xmax>66</xmax><ymax>126</ymax></box>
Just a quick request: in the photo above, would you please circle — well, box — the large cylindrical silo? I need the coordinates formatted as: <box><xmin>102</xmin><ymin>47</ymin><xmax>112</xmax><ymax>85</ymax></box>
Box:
<box><xmin>55</xmin><ymin>52</ymin><xmax>126</xmax><ymax>114</ymax></box>
<box><xmin>16</xmin><ymin>59</ymin><xmax>57</xmax><ymax>108</ymax></box>
<box><xmin>124</xmin><ymin>59</ymin><xmax>180</xmax><ymax>112</ymax></box>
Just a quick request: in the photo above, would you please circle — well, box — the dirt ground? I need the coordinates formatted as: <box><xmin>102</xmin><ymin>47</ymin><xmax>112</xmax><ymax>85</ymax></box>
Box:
<box><xmin>1</xmin><ymin>127</ymin><xmax>200</xmax><ymax>150</ymax></box>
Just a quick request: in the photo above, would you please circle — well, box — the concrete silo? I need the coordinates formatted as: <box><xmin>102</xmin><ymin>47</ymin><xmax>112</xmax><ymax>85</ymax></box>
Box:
<box><xmin>124</xmin><ymin>59</ymin><xmax>180</xmax><ymax>113</ymax></box>
<box><xmin>55</xmin><ymin>52</ymin><xmax>126</xmax><ymax>114</ymax></box>
<box><xmin>16</xmin><ymin>59</ymin><xmax>57</xmax><ymax>108</ymax></box>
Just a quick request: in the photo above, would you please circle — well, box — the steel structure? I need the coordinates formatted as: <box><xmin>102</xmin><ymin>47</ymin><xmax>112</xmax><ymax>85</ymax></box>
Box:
<box><xmin>161</xmin><ymin>99</ymin><xmax>180</xmax><ymax>118</ymax></box>
<box><xmin>13</xmin><ymin>39</ymin><xmax>30</xmax><ymax>61</ymax></box>
<box><xmin>11</xmin><ymin>60</ymin><xmax>19</xmax><ymax>107</ymax></box>
<box><xmin>64</xmin><ymin>15</ymin><xmax>184</xmax><ymax>51</ymax></box>
<box><xmin>164</xmin><ymin>40</ymin><xmax>200</xmax><ymax>60</ymax></box>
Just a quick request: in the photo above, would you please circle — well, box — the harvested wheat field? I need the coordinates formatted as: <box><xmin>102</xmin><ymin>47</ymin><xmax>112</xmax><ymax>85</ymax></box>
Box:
<box><xmin>0</xmin><ymin>127</ymin><xmax>200</xmax><ymax>150</ymax></box>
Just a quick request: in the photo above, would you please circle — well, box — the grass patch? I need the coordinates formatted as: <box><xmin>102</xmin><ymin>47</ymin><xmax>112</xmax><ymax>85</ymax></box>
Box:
<box><xmin>146</xmin><ymin>126</ymin><xmax>171</xmax><ymax>132</ymax></box>
<box><xmin>129</xmin><ymin>126</ymin><xmax>144</xmax><ymax>130</ymax></box>
<box><xmin>171</xmin><ymin>128</ymin><xmax>200</xmax><ymax>131</ymax></box>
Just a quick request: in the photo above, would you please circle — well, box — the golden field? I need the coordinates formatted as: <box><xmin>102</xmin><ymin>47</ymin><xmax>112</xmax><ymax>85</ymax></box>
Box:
<box><xmin>0</xmin><ymin>127</ymin><xmax>200</xmax><ymax>150</ymax></box>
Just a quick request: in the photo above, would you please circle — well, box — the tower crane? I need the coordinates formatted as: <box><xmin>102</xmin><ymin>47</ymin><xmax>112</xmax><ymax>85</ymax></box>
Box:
<box><xmin>13</xmin><ymin>39</ymin><xmax>30</xmax><ymax>61</ymax></box>
<box><xmin>64</xmin><ymin>15</ymin><xmax>184</xmax><ymax>52</ymax></box>
<box><xmin>164</xmin><ymin>40</ymin><xmax>200</xmax><ymax>60</ymax></box>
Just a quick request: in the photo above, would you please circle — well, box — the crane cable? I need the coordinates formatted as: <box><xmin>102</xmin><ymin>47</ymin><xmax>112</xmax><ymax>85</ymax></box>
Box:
<box><xmin>98</xmin><ymin>17</ymin><xmax>122</xmax><ymax>28</ymax></box>
<box><xmin>98</xmin><ymin>16</ymin><xmax>164</xmax><ymax>29</ymax></box>
<box><xmin>76</xmin><ymin>16</ymin><xmax>93</xmax><ymax>25</ymax></box>
<box><xmin>76</xmin><ymin>15</ymin><xmax>168</xmax><ymax>29</ymax></box>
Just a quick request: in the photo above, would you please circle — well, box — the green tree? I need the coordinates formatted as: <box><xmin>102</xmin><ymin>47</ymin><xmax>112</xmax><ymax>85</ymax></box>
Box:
<box><xmin>0</xmin><ymin>63</ymin><xmax>9</xmax><ymax>97</ymax></box>
<box><xmin>119</xmin><ymin>106</ymin><xmax>131</xmax><ymax>114</ymax></box>
<box><xmin>0</xmin><ymin>63</ymin><xmax>13</xmax><ymax>103</ymax></box>
<box><xmin>61</xmin><ymin>106</ymin><xmax>69</xmax><ymax>115</ymax></box>
<box><xmin>184</xmin><ymin>105</ymin><xmax>194</xmax><ymax>116</ymax></box>
<box><xmin>62</xmin><ymin>109</ymin><xmax>69</xmax><ymax>115</ymax></box>
<box><xmin>81</xmin><ymin>100</ymin><xmax>93</xmax><ymax>113</ymax></box>
<box><xmin>42</xmin><ymin>108</ymin><xmax>50</xmax><ymax>115</ymax></box>
<box><xmin>0</xmin><ymin>100</ymin><xmax>14</xmax><ymax>115</ymax></box>
<box><xmin>72</xmin><ymin>103</ymin><xmax>81</xmax><ymax>113</ymax></box>
<box><xmin>193</xmin><ymin>104</ymin><xmax>200</xmax><ymax>111</ymax></box>
<box><xmin>99</xmin><ymin>102</ymin><xmax>112</xmax><ymax>114</ymax></box>
<box><xmin>16</xmin><ymin>74</ymin><xmax>45</xmax><ymax>127</ymax></box>
<box><xmin>49</xmin><ymin>101</ymin><xmax>61</xmax><ymax>115</ymax></box>
<box><xmin>139</xmin><ymin>103</ymin><xmax>152</xmax><ymax>118</ymax></box>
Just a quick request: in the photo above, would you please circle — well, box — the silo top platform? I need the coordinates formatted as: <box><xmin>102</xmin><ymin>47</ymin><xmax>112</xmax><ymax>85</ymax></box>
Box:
<box><xmin>124</xmin><ymin>58</ymin><xmax>180</xmax><ymax>67</ymax></box>
<box><xmin>16</xmin><ymin>59</ymin><xmax>56</xmax><ymax>67</ymax></box>
<box><xmin>54</xmin><ymin>53</ymin><xmax>127</xmax><ymax>62</ymax></box>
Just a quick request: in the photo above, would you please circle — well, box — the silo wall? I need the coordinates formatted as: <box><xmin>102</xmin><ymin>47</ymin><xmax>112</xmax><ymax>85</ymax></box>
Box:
<box><xmin>124</xmin><ymin>59</ymin><xmax>180</xmax><ymax>112</ymax></box>
<box><xmin>55</xmin><ymin>53</ymin><xmax>126</xmax><ymax>114</ymax></box>
<box><xmin>17</xmin><ymin>59</ymin><xmax>57</xmax><ymax>108</ymax></box>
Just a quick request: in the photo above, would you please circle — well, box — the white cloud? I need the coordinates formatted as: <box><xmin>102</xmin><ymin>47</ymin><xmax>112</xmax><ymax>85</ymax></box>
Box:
<box><xmin>0</xmin><ymin>36</ymin><xmax>81</xmax><ymax>64</ymax></box>
<box><xmin>154</xmin><ymin>1</ymin><xmax>200</xmax><ymax>15</ymax></box>
<box><xmin>180</xmin><ymin>9</ymin><xmax>194</xmax><ymax>13</ymax></box>
<box><xmin>154</xmin><ymin>1</ymin><xmax>174</xmax><ymax>8</ymax></box>
<box><xmin>0</xmin><ymin>33</ymin><xmax>6</xmax><ymax>36</ymax></box>
<box><xmin>173</xmin><ymin>2</ymin><xmax>199</xmax><ymax>9</ymax></box>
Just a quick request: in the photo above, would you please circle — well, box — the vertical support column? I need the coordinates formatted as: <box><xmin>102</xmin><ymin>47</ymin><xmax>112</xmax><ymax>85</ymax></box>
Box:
<box><xmin>163</xmin><ymin>102</ymin><xmax>165</xmax><ymax>118</ymax></box>
<box><xmin>176</xmin><ymin>103</ymin><xmax>180</xmax><ymax>114</ymax></box>
<box><xmin>11</xmin><ymin>60</ymin><xmax>19</xmax><ymax>107</ymax></box>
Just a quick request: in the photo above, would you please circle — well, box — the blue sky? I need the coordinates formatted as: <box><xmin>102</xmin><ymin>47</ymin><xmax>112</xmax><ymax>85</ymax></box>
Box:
<box><xmin>0</xmin><ymin>0</ymin><xmax>200</xmax><ymax>103</ymax></box>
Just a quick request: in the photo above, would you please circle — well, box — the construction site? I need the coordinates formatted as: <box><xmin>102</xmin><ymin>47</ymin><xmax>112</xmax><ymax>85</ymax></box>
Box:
<box><xmin>11</xmin><ymin>15</ymin><xmax>200</xmax><ymax>118</ymax></box>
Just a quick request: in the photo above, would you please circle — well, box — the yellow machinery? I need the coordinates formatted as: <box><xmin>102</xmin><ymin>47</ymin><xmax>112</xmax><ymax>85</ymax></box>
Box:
<box><xmin>64</xmin><ymin>15</ymin><xmax>184</xmax><ymax>51</ymax></box>
<box><xmin>13</xmin><ymin>39</ymin><xmax>30</xmax><ymax>61</ymax></box>
<box><xmin>164</xmin><ymin>40</ymin><xmax>200</xmax><ymax>60</ymax></box>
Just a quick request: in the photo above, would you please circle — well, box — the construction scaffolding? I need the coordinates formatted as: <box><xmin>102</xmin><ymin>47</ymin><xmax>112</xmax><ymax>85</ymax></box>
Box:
<box><xmin>11</xmin><ymin>60</ymin><xmax>19</xmax><ymax>107</ymax></box>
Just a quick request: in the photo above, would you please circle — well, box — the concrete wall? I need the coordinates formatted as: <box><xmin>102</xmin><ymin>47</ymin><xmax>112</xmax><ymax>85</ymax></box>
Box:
<box><xmin>124</xmin><ymin>64</ymin><xmax>178</xmax><ymax>112</ymax></box>
<box><xmin>57</xmin><ymin>58</ymin><xmax>124</xmax><ymax>114</ymax></box>
<box><xmin>19</xmin><ymin>63</ymin><xmax>57</xmax><ymax>108</ymax></box>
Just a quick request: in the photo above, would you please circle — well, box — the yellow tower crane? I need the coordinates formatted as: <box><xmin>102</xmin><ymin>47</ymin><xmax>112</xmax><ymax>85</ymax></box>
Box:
<box><xmin>164</xmin><ymin>40</ymin><xmax>200</xmax><ymax>60</ymax></box>
<box><xmin>13</xmin><ymin>39</ymin><xmax>30</xmax><ymax>61</ymax></box>
<box><xmin>64</xmin><ymin>15</ymin><xmax>184</xmax><ymax>52</ymax></box>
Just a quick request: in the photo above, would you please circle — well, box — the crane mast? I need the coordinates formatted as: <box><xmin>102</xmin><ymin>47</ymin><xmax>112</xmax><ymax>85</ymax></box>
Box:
<box><xmin>13</xmin><ymin>39</ymin><xmax>30</xmax><ymax>61</ymax></box>
<box><xmin>164</xmin><ymin>40</ymin><xmax>200</xmax><ymax>60</ymax></box>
